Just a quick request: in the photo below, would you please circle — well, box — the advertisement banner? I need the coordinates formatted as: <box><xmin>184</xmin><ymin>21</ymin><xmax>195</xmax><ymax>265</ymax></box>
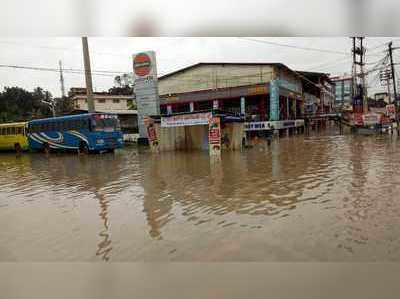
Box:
<box><xmin>143</xmin><ymin>116</ymin><xmax>159</xmax><ymax>151</ymax></box>
<box><xmin>386</xmin><ymin>104</ymin><xmax>396</xmax><ymax>119</ymax></box>
<box><xmin>161</xmin><ymin>112</ymin><xmax>212</xmax><ymax>128</ymax></box>
<box><xmin>362</xmin><ymin>113</ymin><xmax>381</xmax><ymax>126</ymax></box>
<box><xmin>209</xmin><ymin>117</ymin><xmax>221</xmax><ymax>156</ymax></box>
<box><xmin>133</xmin><ymin>51</ymin><xmax>160</xmax><ymax>139</ymax></box>
<box><xmin>270</xmin><ymin>80</ymin><xmax>279</xmax><ymax>121</ymax></box>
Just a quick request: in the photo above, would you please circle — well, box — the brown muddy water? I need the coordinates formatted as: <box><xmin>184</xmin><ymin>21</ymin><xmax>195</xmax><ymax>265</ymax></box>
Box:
<box><xmin>1</xmin><ymin>130</ymin><xmax>400</xmax><ymax>262</ymax></box>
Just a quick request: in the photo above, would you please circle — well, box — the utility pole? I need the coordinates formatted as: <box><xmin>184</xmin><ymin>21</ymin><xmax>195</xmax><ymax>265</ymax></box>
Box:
<box><xmin>388</xmin><ymin>42</ymin><xmax>398</xmax><ymax>107</ymax></box>
<box><xmin>59</xmin><ymin>60</ymin><xmax>66</xmax><ymax>98</ymax></box>
<box><xmin>351</xmin><ymin>37</ymin><xmax>368</xmax><ymax>113</ymax></box>
<box><xmin>81</xmin><ymin>37</ymin><xmax>95</xmax><ymax>113</ymax></box>
<box><xmin>387</xmin><ymin>76</ymin><xmax>392</xmax><ymax>104</ymax></box>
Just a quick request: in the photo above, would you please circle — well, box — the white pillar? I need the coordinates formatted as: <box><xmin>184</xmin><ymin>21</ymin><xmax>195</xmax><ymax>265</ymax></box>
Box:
<box><xmin>190</xmin><ymin>102</ymin><xmax>194</xmax><ymax>112</ymax></box>
<box><xmin>167</xmin><ymin>105</ymin><xmax>172</xmax><ymax>115</ymax></box>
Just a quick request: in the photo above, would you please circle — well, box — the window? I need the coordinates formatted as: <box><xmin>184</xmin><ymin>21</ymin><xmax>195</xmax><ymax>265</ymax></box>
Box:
<box><xmin>16</xmin><ymin>127</ymin><xmax>23</xmax><ymax>135</ymax></box>
<box><xmin>160</xmin><ymin>105</ymin><xmax>167</xmax><ymax>115</ymax></box>
<box><xmin>97</xmin><ymin>99</ymin><xmax>106</xmax><ymax>103</ymax></box>
<box><xmin>112</xmin><ymin>99</ymin><xmax>120</xmax><ymax>103</ymax></box>
<box><xmin>80</xmin><ymin>119</ymin><xmax>89</xmax><ymax>130</ymax></box>
<box><xmin>8</xmin><ymin>127</ymin><xmax>16</xmax><ymax>135</ymax></box>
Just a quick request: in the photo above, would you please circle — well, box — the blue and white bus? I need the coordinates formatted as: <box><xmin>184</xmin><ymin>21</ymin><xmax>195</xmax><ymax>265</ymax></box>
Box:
<box><xmin>27</xmin><ymin>113</ymin><xmax>124</xmax><ymax>154</ymax></box>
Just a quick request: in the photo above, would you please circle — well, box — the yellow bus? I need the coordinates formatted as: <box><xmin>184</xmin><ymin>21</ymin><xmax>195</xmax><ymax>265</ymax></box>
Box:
<box><xmin>0</xmin><ymin>122</ymin><xmax>29</xmax><ymax>152</ymax></box>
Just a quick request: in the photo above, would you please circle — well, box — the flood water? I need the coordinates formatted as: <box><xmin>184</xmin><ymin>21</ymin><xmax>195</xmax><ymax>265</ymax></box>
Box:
<box><xmin>2</xmin><ymin>129</ymin><xmax>400</xmax><ymax>261</ymax></box>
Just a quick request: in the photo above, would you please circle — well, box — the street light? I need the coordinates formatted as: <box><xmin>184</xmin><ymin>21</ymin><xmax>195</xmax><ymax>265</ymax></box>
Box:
<box><xmin>41</xmin><ymin>99</ymin><xmax>56</xmax><ymax>117</ymax></box>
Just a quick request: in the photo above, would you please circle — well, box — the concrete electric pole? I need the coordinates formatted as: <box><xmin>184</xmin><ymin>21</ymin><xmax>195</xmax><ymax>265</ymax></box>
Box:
<box><xmin>59</xmin><ymin>60</ymin><xmax>66</xmax><ymax>98</ymax></box>
<box><xmin>388</xmin><ymin>42</ymin><xmax>398</xmax><ymax>107</ymax></box>
<box><xmin>81</xmin><ymin>37</ymin><xmax>95</xmax><ymax>113</ymax></box>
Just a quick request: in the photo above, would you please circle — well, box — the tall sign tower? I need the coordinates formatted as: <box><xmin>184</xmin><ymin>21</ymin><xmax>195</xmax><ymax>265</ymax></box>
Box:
<box><xmin>133</xmin><ymin>51</ymin><xmax>160</xmax><ymax>142</ymax></box>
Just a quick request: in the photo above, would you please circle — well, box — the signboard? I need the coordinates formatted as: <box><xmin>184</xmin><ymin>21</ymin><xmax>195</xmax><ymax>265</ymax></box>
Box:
<box><xmin>161</xmin><ymin>112</ymin><xmax>212</xmax><ymax>128</ymax></box>
<box><xmin>278</xmin><ymin>79</ymin><xmax>301</xmax><ymax>94</ymax></box>
<box><xmin>353</xmin><ymin>113</ymin><xmax>364</xmax><ymax>126</ymax></box>
<box><xmin>209</xmin><ymin>117</ymin><xmax>221</xmax><ymax>156</ymax></box>
<box><xmin>270</xmin><ymin>80</ymin><xmax>279</xmax><ymax>121</ymax></box>
<box><xmin>386</xmin><ymin>104</ymin><xmax>396</xmax><ymax>119</ymax></box>
<box><xmin>353</xmin><ymin>96</ymin><xmax>364</xmax><ymax>114</ymax></box>
<box><xmin>133</xmin><ymin>51</ymin><xmax>160</xmax><ymax>139</ymax></box>
<box><xmin>144</xmin><ymin>116</ymin><xmax>159</xmax><ymax>151</ymax></box>
<box><xmin>362</xmin><ymin>113</ymin><xmax>381</xmax><ymax>126</ymax></box>
<box><xmin>244</xmin><ymin>120</ymin><xmax>305</xmax><ymax>131</ymax></box>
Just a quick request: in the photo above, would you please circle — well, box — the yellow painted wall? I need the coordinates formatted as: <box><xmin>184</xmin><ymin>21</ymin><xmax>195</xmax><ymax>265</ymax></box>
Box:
<box><xmin>159</xmin><ymin>64</ymin><xmax>275</xmax><ymax>96</ymax></box>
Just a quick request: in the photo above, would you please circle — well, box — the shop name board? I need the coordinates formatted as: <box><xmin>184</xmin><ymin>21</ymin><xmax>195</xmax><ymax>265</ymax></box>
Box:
<box><xmin>362</xmin><ymin>113</ymin><xmax>381</xmax><ymax>126</ymax></box>
<box><xmin>245</xmin><ymin>120</ymin><xmax>305</xmax><ymax>131</ymax></box>
<box><xmin>247</xmin><ymin>86</ymin><xmax>267</xmax><ymax>96</ymax></box>
<box><xmin>161</xmin><ymin>112</ymin><xmax>212</xmax><ymax>128</ymax></box>
<box><xmin>278</xmin><ymin>79</ymin><xmax>301</xmax><ymax>93</ymax></box>
<box><xmin>245</xmin><ymin>121</ymin><xmax>274</xmax><ymax>131</ymax></box>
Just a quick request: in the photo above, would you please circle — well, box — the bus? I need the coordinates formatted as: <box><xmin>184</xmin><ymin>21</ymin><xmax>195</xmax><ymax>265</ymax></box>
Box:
<box><xmin>27</xmin><ymin>113</ymin><xmax>124</xmax><ymax>154</ymax></box>
<box><xmin>0</xmin><ymin>122</ymin><xmax>29</xmax><ymax>153</ymax></box>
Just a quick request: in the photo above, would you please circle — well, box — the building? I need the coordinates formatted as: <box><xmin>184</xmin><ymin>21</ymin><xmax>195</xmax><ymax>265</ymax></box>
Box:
<box><xmin>68</xmin><ymin>88</ymin><xmax>138</xmax><ymax>137</ymax></box>
<box><xmin>158</xmin><ymin>62</ymin><xmax>332</xmax><ymax>140</ymax></box>
<box><xmin>300</xmin><ymin>71</ymin><xmax>335</xmax><ymax>115</ymax></box>
<box><xmin>331</xmin><ymin>75</ymin><xmax>353</xmax><ymax>108</ymax></box>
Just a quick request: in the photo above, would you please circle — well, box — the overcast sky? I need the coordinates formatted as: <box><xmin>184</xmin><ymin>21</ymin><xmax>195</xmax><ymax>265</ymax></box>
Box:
<box><xmin>0</xmin><ymin>37</ymin><xmax>398</xmax><ymax>97</ymax></box>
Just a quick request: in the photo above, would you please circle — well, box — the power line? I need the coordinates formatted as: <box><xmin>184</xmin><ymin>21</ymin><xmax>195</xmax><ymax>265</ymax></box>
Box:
<box><xmin>0</xmin><ymin>64</ymin><xmax>126</xmax><ymax>77</ymax></box>
<box><xmin>237</xmin><ymin>37</ymin><xmax>349</xmax><ymax>55</ymax></box>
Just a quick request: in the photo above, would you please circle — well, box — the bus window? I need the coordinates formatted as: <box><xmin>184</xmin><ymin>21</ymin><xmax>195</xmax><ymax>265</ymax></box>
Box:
<box><xmin>81</xmin><ymin>119</ymin><xmax>89</xmax><ymax>130</ymax></box>
<box><xmin>16</xmin><ymin>127</ymin><xmax>23</xmax><ymax>135</ymax></box>
<box><xmin>91</xmin><ymin>117</ymin><xmax>119</xmax><ymax>132</ymax></box>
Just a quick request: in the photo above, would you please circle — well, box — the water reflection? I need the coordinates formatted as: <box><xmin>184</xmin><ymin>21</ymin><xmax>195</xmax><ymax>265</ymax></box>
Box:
<box><xmin>2</xmin><ymin>131</ymin><xmax>400</xmax><ymax>261</ymax></box>
<box><xmin>95</xmin><ymin>192</ymin><xmax>112</xmax><ymax>261</ymax></box>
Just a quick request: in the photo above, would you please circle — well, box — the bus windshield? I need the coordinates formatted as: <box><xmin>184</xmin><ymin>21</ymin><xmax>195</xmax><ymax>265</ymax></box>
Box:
<box><xmin>91</xmin><ymin>115</ymin><xmax>120</xmax><ymax>132</ymax></box>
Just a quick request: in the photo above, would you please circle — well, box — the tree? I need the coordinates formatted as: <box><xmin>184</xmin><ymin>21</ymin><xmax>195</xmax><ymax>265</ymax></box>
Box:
<box><xmin>0</xmin><ymin>86</ymin><xmax>53</xmax><ymax>123</ymax></box>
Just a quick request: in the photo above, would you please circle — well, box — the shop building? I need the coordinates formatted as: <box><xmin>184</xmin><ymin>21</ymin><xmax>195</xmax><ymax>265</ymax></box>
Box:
<box><xmin>331</xmin><ymin>75</ymin><xmax>353</xmax><ymax>108</ymax></box>
<box><xmin>158</xmin><ymin>63</ymin><xmax>332</xmax><ymax>141</ymax></box>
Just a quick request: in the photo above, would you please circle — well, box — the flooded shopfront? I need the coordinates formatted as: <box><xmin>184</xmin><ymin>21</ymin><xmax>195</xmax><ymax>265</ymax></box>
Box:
<box><xmin>1</xmin><ymin>129</ymin><xmax>400</xmax><ymax>262</ymax></box>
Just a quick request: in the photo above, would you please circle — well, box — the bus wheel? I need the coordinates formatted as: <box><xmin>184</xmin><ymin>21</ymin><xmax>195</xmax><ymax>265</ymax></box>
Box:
<box><xmin>79</xmin><ymin>142</ymin><xmax>89</xmax><ymax>155</ymax></box>
<box><xmin>44</xmin><ymin>143</ymin><xmax>51</xmax><ymax>155</ymax></box>
<box><xmin>14</xmin><ymin>143</ymin><xmax>22</xmax><ymax>154</ymax></box>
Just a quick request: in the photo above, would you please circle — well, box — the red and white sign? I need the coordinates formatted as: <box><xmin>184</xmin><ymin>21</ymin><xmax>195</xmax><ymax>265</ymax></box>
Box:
<box><xmin>209</xmin><ymin>117</ymin><xmax>221</xmax><ymax>156</ymax></box>
<box><xmin>386</xmin><ymin>104</ymin><xmax>396</xmax><ymax>119</ymax></box>
<box><xmin>133</xmin><ymin>53</ymin><xmax>152</xmax><ymax>77</ymax></box>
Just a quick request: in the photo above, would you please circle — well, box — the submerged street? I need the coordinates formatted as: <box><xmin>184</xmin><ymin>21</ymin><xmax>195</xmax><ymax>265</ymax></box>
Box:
<box><xmin>1</xmin><ymin>129</ymin><xmax>400</xmax><ymax>262</ymax></box>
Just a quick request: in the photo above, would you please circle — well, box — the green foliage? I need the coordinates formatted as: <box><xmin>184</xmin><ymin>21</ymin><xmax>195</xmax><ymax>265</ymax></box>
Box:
<box><xmin>0</xmin><ymin>86</ymin><xmax>59</xmax><ymax>123</ymax></box>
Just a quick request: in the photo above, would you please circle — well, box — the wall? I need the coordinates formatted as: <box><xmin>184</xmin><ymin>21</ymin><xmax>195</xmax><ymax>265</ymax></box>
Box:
<box><xmin>155</xmin><ymin>124</ymin><xmax>207</xmax><ymax>152</ymax></box>
<box><xmin>73</xmin><ymin>96</ymin><xmax>133</xmax><ymax>111</ymax></box>
<box><xmin>159</xmin><ymin>64</ymin><xmax>275</xmax><ymax>95</ymax></box>
<box><xmin>222</xmin><ymin>123</ymin><xmax>244</xmax><ymax>151</ymax></box>
<box><xmin>154</xmin><ymin>122</ymin><xmax>244</xmax><ymax>152</ymax></box>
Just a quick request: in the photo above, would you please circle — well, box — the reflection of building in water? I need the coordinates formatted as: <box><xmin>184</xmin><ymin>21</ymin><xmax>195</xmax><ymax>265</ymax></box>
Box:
<box><xmin>139</xmin><ymin>155</ymin><xmax>172</xmax><ymax>239</ymax></box>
